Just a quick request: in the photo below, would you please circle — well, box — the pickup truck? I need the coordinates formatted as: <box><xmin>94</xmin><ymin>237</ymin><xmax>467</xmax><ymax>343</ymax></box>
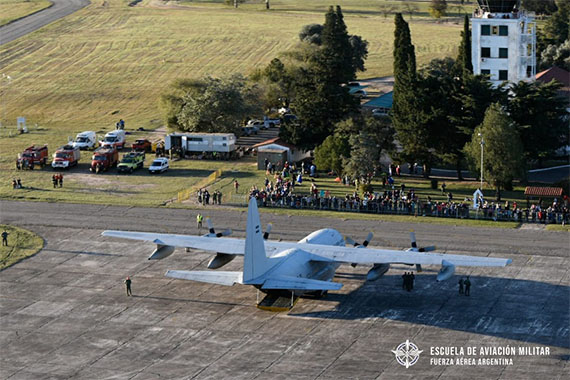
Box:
<box><xmin>132</xmin><ymin>139</ymin><xmax>152</xmax><ymax>152</ymax></box>
<box><xmin>51</xmin><ymin>145</ymin><xmax>81</xmax><ymax>169</ymax></box>
<box><xmin>16</xmin><ymin>145</ymin><xmax>49</xmax><ymax>170</ymax></box>
<box><xmin>90</xmin><ymin>147</ymin><xmax>118</xmax><ymax>173</ymax></box>
<box><xmin>117</xmin><ymin>152</ymin><xmax>145</xmax><ymax>173</ymax></box>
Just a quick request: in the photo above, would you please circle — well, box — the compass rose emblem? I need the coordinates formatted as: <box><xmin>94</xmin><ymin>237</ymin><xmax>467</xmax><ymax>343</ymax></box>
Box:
<box><xmin>391</xmin><ymin>340</ymin><xmax>423</xmax><ymax>368</ymax></box>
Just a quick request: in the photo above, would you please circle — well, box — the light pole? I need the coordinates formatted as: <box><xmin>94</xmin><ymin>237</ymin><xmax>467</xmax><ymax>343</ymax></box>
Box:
<box><xmin>1</xmin><ymin>73</ymin><xmax>12</xmax><ymax>129</ymax></box>
<box><xmin>478</xmin><ymin>132</ymin><xmax>484</xmax><ymax>191</ymax></box>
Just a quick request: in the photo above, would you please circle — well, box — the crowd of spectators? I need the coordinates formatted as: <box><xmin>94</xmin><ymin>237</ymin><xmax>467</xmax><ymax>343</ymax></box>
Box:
<box><xmin>248</xmin><ymin>174</ymin><xmax>569</xmax><ymax>225</ymax></box>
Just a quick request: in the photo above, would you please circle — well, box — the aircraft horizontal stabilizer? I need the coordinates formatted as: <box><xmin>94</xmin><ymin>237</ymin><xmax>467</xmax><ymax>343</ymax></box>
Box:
<box><xmin>262</xmin><ymin>275</ymin><xmax>343</xmax><ymax>291</ymax></box>
<box><xmin>165</xmin><ymin>270</ymin><xmax>243</xmax><ymax>286</ymax></box>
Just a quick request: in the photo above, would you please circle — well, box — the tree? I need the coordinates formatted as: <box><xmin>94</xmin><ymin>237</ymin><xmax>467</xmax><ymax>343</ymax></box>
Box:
<box><xmin>543</xmin><ymin>0</ymin><xmax>570</xmax><ymax>46</ymax></box>
<box><xmin>343</xmin><ymin>116</ymin><xmax>395</xmax><ymax>183</ymax></box>
<box><xmin>522</xmin><ymin>0</ymin><xmax>557</xmax><ymax>14</ymax></box>
<box><xmin>506</xmin><ymin>80</ymin><xmax>569</xmax><ymax>164</ymax></box>
<box><xmin>464</xmin><ymin>103</ymin><xmax>525</xmax><ymax>199</ymax></box>
<box><xmin>162</xmin><ymin>75</ymin><xmax>261</xmax><ymax>134</ymax></box>
<box><xmin>299</xmin><ymin>24</ymin><xmax>323</xmax><ymax>45</ymax></box>
<box><xmin>540</xmin><ymin>39</ymin><xmax>570</xmax><ymax>70</ymax></box>
<box><xmin>314</xmin><ymin>133</ymin><xmax>350</xmax><ymax>175</ymax></box>
<box><xmin>391</xmin><ymin>14</ymin><xmax>435</xmax><ymax>177</ymax></box>
<box><xmin>280</xmin><ymin>6</ymin><xmax>363</xmax><ymax>150</ymax></box>
<box><xmin>455</xmin><ymin>15</ymin><xmax>473</xmax><ymax>75</ymax></box>
<box><xmin>429</xmin><ymin>0</ymin><xmax>448</xmax><ymax>19</ymax></box>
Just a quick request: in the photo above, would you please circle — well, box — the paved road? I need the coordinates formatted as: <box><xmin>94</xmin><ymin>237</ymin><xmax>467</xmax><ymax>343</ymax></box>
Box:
<box><xmin>0</xmin><ymin>201</ymin><xmax>568</xmax><ymax>378</ymax></box>
<box><xmin>0</xmin><ymin>0</ymin><xmax>90</xmax><ymax>46</ymax></box>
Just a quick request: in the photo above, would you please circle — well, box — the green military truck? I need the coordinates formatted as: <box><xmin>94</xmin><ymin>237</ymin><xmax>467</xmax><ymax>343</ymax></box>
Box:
<box><xmin>117</xmin><ymin>151</ymin><xmax>145</xmax><ymax>174</ymax></box>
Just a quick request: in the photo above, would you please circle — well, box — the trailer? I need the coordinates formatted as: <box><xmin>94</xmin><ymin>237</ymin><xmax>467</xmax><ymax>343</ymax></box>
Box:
<box><xmin>165</xmin><ymin>133</ymin><xmax>237</xmax><ymax>159</ymax></box>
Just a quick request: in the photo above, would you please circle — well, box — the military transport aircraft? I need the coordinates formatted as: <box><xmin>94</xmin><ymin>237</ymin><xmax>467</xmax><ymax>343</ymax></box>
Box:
<box><xmin>103</xmin><ymin>198</ymin><xmax>511</xmax><ymax>307</ymax></box>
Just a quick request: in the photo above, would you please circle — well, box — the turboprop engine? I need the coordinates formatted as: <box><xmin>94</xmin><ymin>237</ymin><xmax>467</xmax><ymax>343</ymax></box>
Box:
<box><xmin>148</xmin><ymin>244</ymin><xmax>175</xmax><ymax>260</ymax></box>
<box><xmin>436</xmin><ymin>260</ymin><xmax>456</xmax><ymax>281</ymax></box>
<box><xmin>207</xmin><ymin>253</ymin><xmax>236</xmax><ymax>269</ymax></box>
<box><xmin>366</xmin><ymin>263</ymin><xmax>390</xmax><ymax>281</ymax></box>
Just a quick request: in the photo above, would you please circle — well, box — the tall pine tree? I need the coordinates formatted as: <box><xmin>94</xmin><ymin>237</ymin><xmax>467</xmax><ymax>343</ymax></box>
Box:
<box><xmin>455</xmin><ymin>15</ymin><xmax>473</xmax><ymax>75</ymax></box>
<box><xmin>391</xmin><ymin>13</ymin><xmax>434</xmax><ymax>177</ymax></box>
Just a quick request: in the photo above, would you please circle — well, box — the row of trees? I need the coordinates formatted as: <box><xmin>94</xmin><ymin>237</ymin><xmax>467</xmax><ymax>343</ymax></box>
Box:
<box><xmin>392</xmin><ymin>14</ymin><xmax>568</xmax><ymax>194</ymax></box>
<box><xmin>161</xmin><ymin>7</ymin><xmax>567</xmax><ymax>195</ymax></box>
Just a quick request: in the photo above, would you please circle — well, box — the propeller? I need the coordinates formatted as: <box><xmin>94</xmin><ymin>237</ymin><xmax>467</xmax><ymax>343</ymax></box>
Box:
<box><xmin>205</xmin><ymin>218</ymin><xmax>232</xmax><ymax>238</ymax></box>
<box><xmin>408</xmin><ymin>230</ymin><xmax>436</xmax><ymax>272</ymax></box>
<box><xmin>263</xmin><ymin>223</ymin><xmax>272</xmax><ymax>240</ymax></box>
<box><xmin>345</xmin><ymin>232</ymin><xmax>374</xmax><ymax>267</ymax></box>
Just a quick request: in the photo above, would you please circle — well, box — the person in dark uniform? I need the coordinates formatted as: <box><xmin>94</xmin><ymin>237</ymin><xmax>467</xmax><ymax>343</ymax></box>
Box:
<box><xmin>464</xmin><ymin>276</ymin><xmax>471</xmax><ymax>296</ymax></box>
<box><xmin>402</xmin><ymin>272</ymin><xmax>407</xmax><ymax>290</ymax></box>
<box><xmin>125</xmin><ymin>276</ymin><xmax>132</xmax><ymax>296</ymax></box>
<box><xmin>52</xmin><ymin>175</ymin><xmax>58</xmax><ymax>188</ymax></box>
<box><xmin>409</xmin><ymin>272</ymin><xmax>415</xmax><ymax>290</ymax></box>
<box><xmin>1</xmin><ymin>230</ymin><xmax>8</xmax><ymax>246</ymax></box>
<box><xmin>458</xmin><ymin>278</ymin><xmax>464</xmax><ymax>294</ymax></box>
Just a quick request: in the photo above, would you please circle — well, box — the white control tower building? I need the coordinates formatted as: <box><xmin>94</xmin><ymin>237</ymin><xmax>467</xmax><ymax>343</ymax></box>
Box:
<box><xmin>471</xmin><ymin>0</ymin><xmax>536</xmax><ymax>86</ymax></box>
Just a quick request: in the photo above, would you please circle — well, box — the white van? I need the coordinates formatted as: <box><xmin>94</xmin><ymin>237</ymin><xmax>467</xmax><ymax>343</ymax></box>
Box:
<box><xmin>72</xmin><ymin>131</ymin><xmax>97</xmax><ymax>150</ymax></box>
<box><xmin>149</xmin><ymin>157</ymin><xmax>169</xmax><ymax>174</ymax></box>
<box><xmin>100</xmin><ymin>130</ymin><xmax>126</xmax><ymax>150</ymax></box>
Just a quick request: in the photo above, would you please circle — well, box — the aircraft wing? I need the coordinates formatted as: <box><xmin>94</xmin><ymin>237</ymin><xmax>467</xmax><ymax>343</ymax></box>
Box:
<box><xmin>102</xmin><ymin>231</ymin><xmax>246</xmax><ymax>254</ymax></box>
<box><xmin>305</xmin><ymin>246</ymin><xmax>511</xmax><ymax>267</ymax></box>
<box><xmin>261</xmin><ymin>275</ymin><xmax>343</xmax><ymax>291</ymax></box>
<box><xmin>102</xmin><ymin>231</ymin><xmax>511</xmax><ymax>267</ymax></box>
<box><xmin>165</xmin><ymin>270</ymin><xmax>243</xmax><ymax>286</ymax></box>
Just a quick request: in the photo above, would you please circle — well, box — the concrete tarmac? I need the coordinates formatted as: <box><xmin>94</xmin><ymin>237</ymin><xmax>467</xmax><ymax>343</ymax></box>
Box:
<box><xmin>0</xmin><ymin>201</ymin><xmax>568</xmax><ymax>379</ymax></box>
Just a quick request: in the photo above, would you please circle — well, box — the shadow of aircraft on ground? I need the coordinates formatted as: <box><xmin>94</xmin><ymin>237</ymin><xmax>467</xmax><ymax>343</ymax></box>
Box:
<box><xmin>291</xmin><ymin>274</ymin><xmax>570</xmax><ymax>349</ymax></box>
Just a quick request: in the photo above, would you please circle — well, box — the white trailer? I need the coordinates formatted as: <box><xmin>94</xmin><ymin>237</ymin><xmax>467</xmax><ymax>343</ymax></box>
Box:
<box><xmin>165</xmin><ymin>133</ymin><xmax>237</xmax><ymax>157</ymax></box>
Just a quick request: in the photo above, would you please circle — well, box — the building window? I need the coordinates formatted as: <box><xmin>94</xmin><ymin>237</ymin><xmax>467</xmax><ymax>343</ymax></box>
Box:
<box><xmin>499</xmin><ymin>48</ymin><xmax>508</xmax><ymax>58</ymax></box>
<box><xmin>499</xmin><ymin>26</ymin><xmax>508</xmax><ymax>36</ymax></box>
<box><xmin>481</xmin><ymin>69</ymin><xmax>491</xmax><ymax>76</ymax></box>
<box><xmin>481</xmin><ymin>25</ymin><xmax>490</xmax><ymax>35</ymax></box>
<box><xmin>481</xmin><ymin>47</ymin><xmax>491</xmax><ymax>58</ymax></box>
<box><xmin>527</xmin><ymin>66</ymin><xmax>533</xmax><ymax>77</ymax></box>
<box><xmin>499</xmin><ymin>70</ymin><xmax>508</xmax><ymax>80</ymax></box>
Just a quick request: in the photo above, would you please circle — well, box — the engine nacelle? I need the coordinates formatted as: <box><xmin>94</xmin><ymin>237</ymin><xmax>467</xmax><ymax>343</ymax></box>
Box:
<box><xmin>366</xmin><ymin>263</ymin><xmax>390</xmax><ymax>281</ymax></box>
<box><xmin>148</xmin><ymin>245</ymin><xmax>175</xmax><ymax>260</ymax></box>
<box><xmin>436</xmin><ymin>260</ymin><xmax>456</xmax><ymax>281</ymax></box>
<box><xmin>207</xmin><ymin>253</ymin><xmax>237</xmax><ymax>269</ymax></box>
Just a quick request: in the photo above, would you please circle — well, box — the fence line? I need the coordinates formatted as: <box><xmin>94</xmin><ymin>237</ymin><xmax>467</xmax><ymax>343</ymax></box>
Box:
<box><xmin>226</xmin><ymin>196</ymin><xmax>569</xmax><ymax>225</ymax></box>
<box><xmin>177</xmin><ymin>169</ymin><xmax>222</xmax><ymax>203</ymax></box>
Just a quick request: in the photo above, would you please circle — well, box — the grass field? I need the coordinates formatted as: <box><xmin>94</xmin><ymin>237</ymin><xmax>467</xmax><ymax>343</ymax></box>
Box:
<box><xmin>0</xmin><ymin>224</ymin><xmax>44</xmax><ymax>269</ymax></box>
<box><xmin>0</xmin><ymin>0</ymin><xmax>465</xmax><ymax>141</ymax></box>
<box><xmin>0</xmin><ymin>0</ymin><xmax>52</xmax><ymax>26</ymax></box>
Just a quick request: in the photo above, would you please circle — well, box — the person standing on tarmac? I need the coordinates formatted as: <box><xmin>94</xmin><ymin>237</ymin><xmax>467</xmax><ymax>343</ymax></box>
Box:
<box><xmin>458</xmin><ymin>278</ymin><xmax>464</xmax><ymax>294</ymax></box>
<box><xmin>464</xmin><ymin>276</ymin><xmax>471</xmax><ymax>296</ymax></box>
<box><xmin>196</xmin><ymin>213</ymin><xmax>203</xmax><ymax>233</ymax></box>
<box><xmin>124</xmin><ymin>276</ymin><xmax>132</xmax><ymax>296</ymax></box>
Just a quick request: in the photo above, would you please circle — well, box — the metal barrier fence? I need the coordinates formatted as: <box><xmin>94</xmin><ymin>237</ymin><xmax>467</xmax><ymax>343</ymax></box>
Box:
<box><xmin>177</xmin><ymin>169</ymin><xmax>223</xmax><ymax>203</ymax></box>
<box><xmin>227</xmin><ymin>196</ymin><xmax>569</xmax><ymax>225</ymax></box>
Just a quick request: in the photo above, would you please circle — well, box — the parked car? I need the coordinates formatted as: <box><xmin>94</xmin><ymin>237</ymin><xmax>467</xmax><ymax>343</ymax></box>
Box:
<box><xmin>353</xmin><ymin>89</ymin><xmax>367</xmax><ymax>99</ymax></box>
<box><xmin>132</xmin><ymin>139</ymin><xmax>152</xmax><ymax>152</ymax></box>
<box><xmin>241</xmin><ymin>126</ymin><xmax>255</xmax><ymax>136</ymax></box>
<box><xmin>149</xmin><ymin>157</ymin><xmax>169</xmax><ymax>174</ymax></box>
<box><xmin>247</xmin><ymin>119</ymin><xmax>264</xmax><ymax>130</ymax></box>
<box><xmin>346</xmin><ymin>81</ymin><xmax>361</xmax><ymax>87</ymax></box>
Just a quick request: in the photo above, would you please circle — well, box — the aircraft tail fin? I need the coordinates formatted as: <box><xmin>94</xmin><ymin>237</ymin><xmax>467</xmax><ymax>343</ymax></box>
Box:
<box><xmin>243</xmin><ymin>197</ymin><xmax>273</xmax><ymax>283</ymax></box>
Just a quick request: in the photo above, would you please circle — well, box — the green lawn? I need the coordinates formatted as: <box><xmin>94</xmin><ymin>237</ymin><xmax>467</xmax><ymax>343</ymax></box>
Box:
<box><xmin>0</xmin><ymin>0</ymin><xmax>463</xmax><ymax>143</ymax></box>
<box><xmin>0</xmin><ymin>0</ymin><xmax>52</xmax><ymax>26</ymax></box>
<box><xmin>0</xmin><ymin>224</ymin><xmax>44</xmax><ymax>269</ymax></box>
